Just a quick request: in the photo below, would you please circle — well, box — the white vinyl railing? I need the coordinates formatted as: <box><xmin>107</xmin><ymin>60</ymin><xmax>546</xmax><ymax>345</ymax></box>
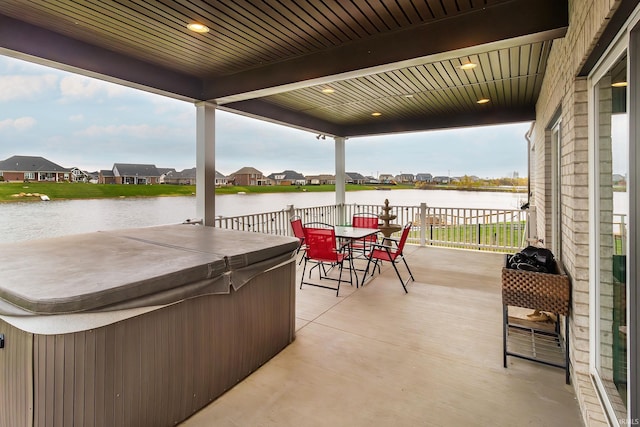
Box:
<box><xmin>212</xmin><ymin>203</ymin><xmax>628</xmax><ymax>254</ymax></box>
<box><xmin>214</xmin><ymin>202</ymin><xmax>529</xmax><ymax>253</ymax></box>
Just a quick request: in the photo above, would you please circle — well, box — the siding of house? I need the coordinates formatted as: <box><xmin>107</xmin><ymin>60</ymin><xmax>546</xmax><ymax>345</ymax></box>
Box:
<box><xmin>532</xmin><ymin>1</ymin><xmax>622</xmax><ymax>424</ymax></box>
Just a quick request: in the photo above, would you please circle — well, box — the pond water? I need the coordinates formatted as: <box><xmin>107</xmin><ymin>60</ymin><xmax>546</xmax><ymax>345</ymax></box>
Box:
<box><xmin>1</xmin><ymin>188</ymin><xmax>625</xmax><ymax>243</ymax></box>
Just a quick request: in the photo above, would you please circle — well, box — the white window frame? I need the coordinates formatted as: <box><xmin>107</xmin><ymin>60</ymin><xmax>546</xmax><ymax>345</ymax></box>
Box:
<box><xmin>588</xmin><ymin>6</ymin><xmax>640</xmax><ymax>423</ymax></box>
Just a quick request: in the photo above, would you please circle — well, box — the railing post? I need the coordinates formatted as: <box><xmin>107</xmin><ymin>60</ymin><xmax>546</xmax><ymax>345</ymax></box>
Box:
<box><xmin>286</xmin><ymin>204</ymin><xmax>295</xmax><ymax>236</ymax></box>
<box><xmin>420</xmin><ymin>202</ymin><xmax>427</xmax><ymax>246</ymax></box>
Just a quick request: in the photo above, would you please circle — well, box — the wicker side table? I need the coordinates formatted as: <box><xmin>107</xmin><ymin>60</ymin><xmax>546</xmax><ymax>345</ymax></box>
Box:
<box><xmin>502</xmin><ymin>257</ymin><xmax>571</xmax><ymax>384</ymax></box>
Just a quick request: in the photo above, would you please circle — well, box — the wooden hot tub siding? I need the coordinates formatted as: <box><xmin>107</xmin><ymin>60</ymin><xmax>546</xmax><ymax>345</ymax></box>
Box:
<box><xmin>0</xmin><ymin>261</ymin><xmax>295</xmax><ymax>427</ymax></box>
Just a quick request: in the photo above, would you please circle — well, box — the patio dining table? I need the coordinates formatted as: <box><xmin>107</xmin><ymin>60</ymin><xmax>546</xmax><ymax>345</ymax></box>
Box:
<box><xmin>334</xmin><ymin>225</ymin><xmax>380</xmax><ymax>241</ymax></box>
<box><xmin>334</xmin><ymin>225</ymin><xmax>380</xmax><ymax>284</ymax></box>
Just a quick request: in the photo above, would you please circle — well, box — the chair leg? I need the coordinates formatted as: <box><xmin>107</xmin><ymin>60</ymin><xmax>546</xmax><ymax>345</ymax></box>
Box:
<box><xmin>300</xmin><ymin>258</ymin><xmax>309</xmax><ymax>290</ymax></box>
<box><xmin>400</xmin><ymin>256</ymin><xmax>414</xmax><ymax>281</ymax></box>
<box><xmin>361</xmin><ymin>256</ymin><xmax>374</xmax><ymax>286</ymax></box>
<box><xmin>390</xmin><ymin>261</ymin><xmax>408</xmax><ymax>293</ymax></box>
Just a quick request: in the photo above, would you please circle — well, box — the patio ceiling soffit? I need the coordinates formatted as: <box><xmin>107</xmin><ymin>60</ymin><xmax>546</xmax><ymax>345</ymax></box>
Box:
<box><xmin>0</xmin><ymin>0</ymin><xmax>568</xmax><ymax>137</ymax></box>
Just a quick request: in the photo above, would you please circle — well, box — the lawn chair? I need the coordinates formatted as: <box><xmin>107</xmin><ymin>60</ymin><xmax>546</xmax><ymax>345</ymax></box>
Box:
<box><xmin>362</xmin><ymin>222</ymin><xmax>414</xmax><ymax>293</ymax></box>
<box><xmin>300</xmin><ymin>222</ymin><xmax>355</xmax><ymax>296</ymax></box>
<box><xmin>350</xmin><ymin>212</ymin><xmax>380</xmax><ymax>257</ymax></box>
<box><xmin>290</xmin><ymin>215</ymin><xmax>307</xmax><ymax>264</ymax></box>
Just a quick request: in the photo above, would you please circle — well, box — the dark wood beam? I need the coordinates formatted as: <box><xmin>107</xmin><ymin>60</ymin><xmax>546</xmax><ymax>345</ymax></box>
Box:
<box><xmin>0</xmin><ymin>14</ymin><xmax>203</xmax><ymax>101</ymax></box>
<box><xmin>340</xmin><ymin>108</ymin><xmax>535</xmax><ymax>137</ymax></box>
<box><xmin>224</xmin><ymin>99</ymin><xmax>534</xmax><ymax>137</ymax></box>
<box><xmin>222</xmin><ymin>100</ymin><xmax>343</xmax><ymax>136</ymax></box>
<box><xmin>205</xmin><ymin>0</ymin><xmax>568</xmax><ymax>100</ymax></box>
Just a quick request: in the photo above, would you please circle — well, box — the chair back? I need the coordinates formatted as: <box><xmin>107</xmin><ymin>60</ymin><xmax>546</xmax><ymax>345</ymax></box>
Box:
<box><xmin>290</xmin><ymin>215</ymin><xmax>305</xmax><ymax>242</ymax></box>
<box><xmin>352</xmin><ymin>212</ymin><xmax>379</xmax><ymax>229</ymax></box>
<box><xmin>303</xmin><ymin>223</ymin><xmax>338</xmax><ymax>261</ymax></box>
<box><xmin>396</xmin><ymin>222</ymin><xmax>412</xmax><ymax>254</ymax></box>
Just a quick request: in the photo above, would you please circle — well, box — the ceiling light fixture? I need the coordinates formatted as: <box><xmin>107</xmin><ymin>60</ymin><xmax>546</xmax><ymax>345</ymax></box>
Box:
<box><xmin>371</xmin><ymin>112</ymin><xmax>382</xmax><ymax>117</ymax></box>
<box><xmin>476</xmin><ymin>98</ymin><xmax>490</xmax><ymax>104</ymax></box>
<box><xmin>611</xmin><ymin>81</ymin><xmax>628</xmax><ymax>87</ymax></box>
<box><xmin>187</xmin><ymin>23</ymin><xmax>210</xmax><ymax>33</ymax></box>
<box><xmin>321</xmin><ymin>88</ymin><xmax>335</xmax><ymax>94</ymax></box>
<box><xmin>459</xmin><ymin>62</ymin><xmax>477</xmax><ymax>70</ymax></box>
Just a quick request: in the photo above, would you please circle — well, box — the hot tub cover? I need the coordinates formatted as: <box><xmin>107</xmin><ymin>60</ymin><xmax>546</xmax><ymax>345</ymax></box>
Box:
<box><xmin>0</xmin><ymin>224</ymin><xmax>298</xmax><ymax>315</ymax></box>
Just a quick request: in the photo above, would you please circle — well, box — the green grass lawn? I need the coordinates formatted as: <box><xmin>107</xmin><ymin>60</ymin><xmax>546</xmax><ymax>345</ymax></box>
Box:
<box><xmin>0</xmin><ymin>182</ymin><xmax>197</xmax><ymax>202</ymax></box>
<box><xmin>0</xmin><ymin>182</ymin><xmax>411</xmax><ymax>202</ymax></box>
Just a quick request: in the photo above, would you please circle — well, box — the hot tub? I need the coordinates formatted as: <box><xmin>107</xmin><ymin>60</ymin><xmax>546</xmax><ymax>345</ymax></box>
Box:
<box><xmin>0</xmin><ymin>224</ymin><xmax>299</xmax><ymax>426</ymax></box>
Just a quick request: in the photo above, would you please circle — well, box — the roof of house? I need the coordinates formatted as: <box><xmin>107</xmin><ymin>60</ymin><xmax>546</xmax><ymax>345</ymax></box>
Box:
<box><xmin>310</xmin><ymin>174</ymin><xmax>335</xmax><ymax>179</ymax></box>
<box><xmin>100</xmin><ymin>169</ymin><xmax>115</xmax><ymax>177</ymax></box>
<box><xmin>113</xmin><ymin>163</ymin><xmax>160</xmax><ymax>177</ymax></box>
<box><xmin>229</xmin><ymin>167</ymin><xmax>263</xmax><ymax>176</ymax></box>
<box><xmin>0</xmin><ymin>155</ymin><xmax>69</xmax><ymax>173</ymax></box>
<box><xmin>157</xmin><ymin>168</ymin><xmax>176</xmax><ymax>175</ymax></box>
<box><xmin>346</xmin><ymin>172</ymin><xmax>366</xmax><ymax>180</ymax></box>
<box><xmin>267</xmin><ymin>170</ymin><xmax>305</xmax><ymax>180</ymax></box>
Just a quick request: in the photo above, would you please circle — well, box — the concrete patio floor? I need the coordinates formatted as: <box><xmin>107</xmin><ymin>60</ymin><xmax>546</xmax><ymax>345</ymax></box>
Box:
<box><xmin>181</xmin><ymin>246</ymin><xmax>583</xmax><ymax>427</ymax></box>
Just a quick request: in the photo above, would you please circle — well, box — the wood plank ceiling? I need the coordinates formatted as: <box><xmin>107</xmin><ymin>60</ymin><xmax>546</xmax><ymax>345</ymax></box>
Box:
<box><xmin>0</xmin><ymin>0</ymin><xmax>568</xmax><ymax>137</ymax></box>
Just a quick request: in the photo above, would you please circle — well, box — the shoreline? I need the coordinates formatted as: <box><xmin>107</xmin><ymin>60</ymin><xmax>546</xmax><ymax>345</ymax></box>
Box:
<box><xmin>0</xmin><ymin>182</ymin><xmax>527</xmax><ymax>203</ymax></box>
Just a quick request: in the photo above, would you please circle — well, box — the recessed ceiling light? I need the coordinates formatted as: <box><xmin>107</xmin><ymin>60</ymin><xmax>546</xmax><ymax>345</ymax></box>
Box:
<box><xmin>404</xmin><ymin>94</ymin><xmax>414</xmax><ymax>98</ymax></box>
<box><xmin>611</xmin><ymin>81</ymin><xmax>628</xmax><ymax>87</ymax></box>
<box><xmin>321</xmin><ymin>88</ymin><xmax>335</xmax><ymax>94</ymax></box>
<box><xmin>477</xmin><ymin>98</ymin><xmax>490</xmax><ymax>104</ymax></box>
<box><xmin>187</xmin><ymin>23</ymin><xmax>210</xmax><ymax>33</ymax></box>
<box><xmin>459</xmin><ymin>62</ymin><xmax>477</xmax><ymax>70</ymax></box>
<box><xmin>371</xmin><ymin>112</ymin><xmax>382</xmax><ymax>117</ymax></box>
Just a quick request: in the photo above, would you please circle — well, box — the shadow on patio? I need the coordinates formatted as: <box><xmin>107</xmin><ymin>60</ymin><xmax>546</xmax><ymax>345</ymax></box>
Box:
<box><xmin>182</xmin><ymin>246</ymin><xmax>582</xmax><ymax>426</ymax></box>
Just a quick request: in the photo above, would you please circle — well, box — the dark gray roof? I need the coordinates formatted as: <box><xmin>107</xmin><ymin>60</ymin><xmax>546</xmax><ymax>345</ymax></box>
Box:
<box><xmin>100</xmin><ymin>169</ymin><xmax>115</xmax><ymax>177</ymax></box>
<box><xmin>267</xmin><ymin>170</ymin><xmax>305</xmax><ymax>180</ymax></box>
<box><xmin>167</xmin><ymin>168</ymin><xmax>196</xmax><ymax>179</ymax></box>
<box><xmin>346</xmin><ymin>172</ymin><xmax>366</xmax><ymax>180</ymax></box>
<box><xmin>230</xmin><ymin>167</ymin><xmax>263</xmax><ymax>176</ymax></box>
<box><xmin>157</xmin><ymin>168</ymin><xmax>176</xmax><ymax>175</ymax></box>
<box><xmin>113</xmin><ymin>163</ymin><xmax>160</xmax><ymax>177</ymax></box>
<box><xmin>0</xmin><ymin>155</ymin><xmax>69</xmax><ymax>172</ymax></box>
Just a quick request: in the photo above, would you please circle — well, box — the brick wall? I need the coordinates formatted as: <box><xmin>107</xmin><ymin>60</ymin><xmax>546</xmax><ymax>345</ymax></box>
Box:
<box><xmin>531</xmin><ymin>0</ymin><xmax>623</xmax><ymax>425</ymax></box>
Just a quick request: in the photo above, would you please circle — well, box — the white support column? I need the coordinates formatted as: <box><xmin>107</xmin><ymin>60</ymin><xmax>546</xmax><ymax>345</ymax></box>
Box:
<box><xmin>334</xmin><ymin>136</ymin><xmax>346</xmax><ymax>225</ymax></box>
<box><xmin>195</xmin><ymin>101</ymin><xmax>216</xmax><ymax>226</ymax></box>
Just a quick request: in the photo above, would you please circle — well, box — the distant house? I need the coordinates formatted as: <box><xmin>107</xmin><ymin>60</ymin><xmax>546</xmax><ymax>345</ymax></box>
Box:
<box><xmin>267</xmin><ymin>170</ymin><xmax>306</xmax><ymax>186</ymax></box>
<box><xmin>228</xmin><ymin>167</ymin><xmax>269</xmax><ymax>186</ymax></box>
<box><xmin>0</xmin><ymin>155</ymin><xmax>70</xmax><ymax>182</ymax></box>
<box><xmin>306</xmin><ymin>174</ymin><xmax>335</xmax><ymax>185</ymax></box>
<box><xmin>378</xmin><ymin>174</ymin><xmax>395</xmax><ymax>184</ymax></box>
<box><xmin>163</xmin><ymin>168</ymin><xmax>227</xmax><ymax>186</ymax></box>
<box><xmin>165</xmin><ymin>168</ymin><xmax>195</xmax><ymax>185</ymax></box>
<box><xmin>70</xmin><ymin>167</ymin><xmax>91</xmax><ymax>183</ymax></box>
<box><xmin>157</xmin><ymin>168</ymin><xmax>176</xmax><ymax>184</ymax></box>
<box><xmin>112</xmin><ymin>163</ymin><xmax>161</xmax><ymax>184</ymax></box>
<box><xmin>395</xmin><ymin>173</ymin><xmax>414</xmax><ymax>183</ymax></box>
<box><xmin>432</xmin><ymin>176</ymin><xmax>450</xmax><ymax>184</ymax></box>
<box><xmin>345</xmin><ymin>172</ymin><xmax>367</xmax><ymax>184</ymax></box>
<box><xmin>415</xmin><ymin>173</ymin><xmax>433</xmax><ymax>183</ymax></box>
<box><xmin>365</xmin><ymin>175</ymin><xmax>380</xmax><ymax>184</ymax></box>
<box><xmin>86</xmin><ymin>171</ymin><xmax>100</xmax><ymax>184</ymax></box>
<box><xmin>215</xmin><ymin>171</ymin><xmax>228</xmax><ymax>186</ymax></box>
<box><xmin>99</xmin><ymin>169</ymin><xmax>116</xmax><ymax>184</ymax></box>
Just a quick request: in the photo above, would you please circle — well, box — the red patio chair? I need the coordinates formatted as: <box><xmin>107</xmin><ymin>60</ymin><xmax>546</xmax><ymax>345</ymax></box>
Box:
<box><xmin>300</xmin><ymin>222</ymin><xmax>354</xmax><ymax>296</ymax></box>
<box><xmin>290</xmin><ymin>215</ymin><xmax>307</xmax><ymax>264</ymax></box>
<box><xmin>350</xmin><ymin>212</ymin><xmax>380</xmax><ymax>256</ymax></box>
<box><xmin>362</xmin><ymin>222</ymin><xmax>414</xmax><ymax>293</ymax></box>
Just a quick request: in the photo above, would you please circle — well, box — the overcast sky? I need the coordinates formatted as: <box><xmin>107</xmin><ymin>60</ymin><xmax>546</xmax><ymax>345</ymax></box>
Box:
<box><xmin>0</xmin><ymin>54</ymin><xmax>530</xmax><ymax>178</ymax></box>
